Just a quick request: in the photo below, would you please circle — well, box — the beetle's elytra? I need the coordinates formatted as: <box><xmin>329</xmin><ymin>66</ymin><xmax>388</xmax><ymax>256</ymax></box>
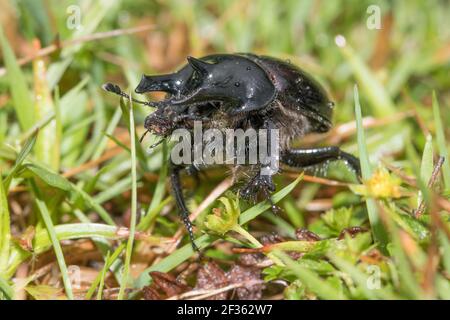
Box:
<box><xmin>104</xmin><ymin>53</ymin><xmax>360</xmax><ymax>251</ymax></box>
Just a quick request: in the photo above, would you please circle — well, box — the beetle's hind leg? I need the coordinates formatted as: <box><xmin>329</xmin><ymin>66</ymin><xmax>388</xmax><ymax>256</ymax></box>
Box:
<box><xmin>169</xmin><ymin>162</ymin><xmax>199</xmax><ymax>252</ymax></box>
<box><xmin>281</xmin><ymin>146</ymin><xmax>361</xmax><ymax>178</ymax></box>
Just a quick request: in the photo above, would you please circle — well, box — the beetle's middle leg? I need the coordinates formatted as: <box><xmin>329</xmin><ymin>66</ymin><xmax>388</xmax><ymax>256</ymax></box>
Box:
<box><xmin>281</xmin><ymin>146</ymin><xmax>361</xmax><ymax>177</ymax></box>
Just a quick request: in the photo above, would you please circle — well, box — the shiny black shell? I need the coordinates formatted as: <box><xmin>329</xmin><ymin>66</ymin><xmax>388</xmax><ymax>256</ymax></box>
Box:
<box><xmin>135</xmin><ymin>53</ymin><xmax>334</xmax><ymax>134</ymax></box>
<box><xmin>242</xmin><ymin>54</ymin><xmax>334</xmax><ymax>132</ymax></box>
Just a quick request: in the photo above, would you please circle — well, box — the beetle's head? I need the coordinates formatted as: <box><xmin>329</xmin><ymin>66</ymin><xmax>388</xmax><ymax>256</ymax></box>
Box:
<box><xmin>143</xmin><ymin>107</ymin><xmax>178</xmax><ymax>137</ymax></box>
<box><xmin>135</xmin><ymin>55</ymin><xmax>276</xmax><ymax>114</ymax></box>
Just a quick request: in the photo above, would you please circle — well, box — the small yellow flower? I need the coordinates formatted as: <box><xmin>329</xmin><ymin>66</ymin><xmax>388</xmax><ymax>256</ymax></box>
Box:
<box><xmin>351</xmin><ymin>167</ymin><xmax>402</xmax><ymax>199</ymax></box>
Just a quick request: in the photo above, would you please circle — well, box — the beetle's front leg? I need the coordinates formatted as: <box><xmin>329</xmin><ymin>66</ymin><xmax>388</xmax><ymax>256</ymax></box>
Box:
<box><xmin>281</xmin><ymin>146</ymin><xmax>361</xmax><ymax>177</ymax></box>
<box><xmin>169</xmin><ymin>161</ymin><xmax>199</xmax><ymax>251</ymax></box>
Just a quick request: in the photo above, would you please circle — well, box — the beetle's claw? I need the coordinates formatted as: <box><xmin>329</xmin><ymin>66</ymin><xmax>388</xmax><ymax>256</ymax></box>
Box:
<box><xmin>240</xmin><ymin>175</ymin><xmax>280</xmax><ymax>214</ymax></box>
<box><xmin>340</xmin><ymin>153</ymin><xmax>362</xmax><ymax>181</ymax></box>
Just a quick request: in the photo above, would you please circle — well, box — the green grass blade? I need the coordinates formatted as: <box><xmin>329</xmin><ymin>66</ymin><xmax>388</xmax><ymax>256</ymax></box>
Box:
<box><xmin>30</xmin><ymin>179</ymin><xmax>73</xmax><ymax>300</ymax></box>
<box><xmin>0</xmin><ymin>173</ymin><xmax>11</xmax><ymax>273</ymax></box>
<box><xmin>18</xmin><ymin>112</ymin><xmax>54</xmax><ymax>143</ymax></box>
<box><xmin>118</xmin><ymin>100</ymin><xmax>138</xmax><ymax>300</ymax></box>
<box><xmin>354</xmin><ymin>85</ymin><xmax>388</xmax><ymax>250</ymax></box>
<box><xmin>77</xmin><ymin>85</ymin><xmax>107</xmax><ymax>163</ymax></box>
<box><xmin>0</xmin><ymin>276</ymin><xmax>13</xmax><ymax>300</ymax></box>
<box><xmin>105</xmin><ymin>133</ymin><xmax>131</xmax><ymax>153</ymax></box>
<box><xmin>119</xmin><ymin>98</ymin><xmax>149</xmax><ymax>171</ymax></box>
<box><xmin>137</xmin><ymin>197</ymin><xmax>172</xmax><ymax>231</ymax></box>
<box><xmin>261</xmin><ymin>212</ymin><xmax>296</xmax><ymax>238</ymax></box>
<box><xmin>418</xmin><ymin>134</ymin><xmax>434</xmax><ymax>206</ymax></box>
<box><xmin>96</xmin><ymin>251</ymin><xmax>111</xmax><ymax>300</ymax></box>
<box><xmin>4</xmin><ymin>130</ymin><xmax>38</xmax><ymax>191</ymax></box>
<box><xmin>23</xmin><ymin>163</ymin><xmax>115</xmax><ymax>225</ymax></box>
<box><xmin>0</xmin><ymin>24</ymin><xmax>35</xmax><ymax>130</ymax></box>
<box><xmin>338</xmin><ymin>39</ymin><xmax>395</xmax><ymax>117</ymax></box>
<box><xmin>33</xmin><ymin>57</ymin><xmax>60</xmax><ymax>171</ymax></box>
<box><xmin>432</xmin><ymin>92</ymin><xmax>450</xmax><ymax>190</ymax></box>
<box><xmin>21</xmin><ymin>224</ymin><xmax>138</xmax><ymax>255</ymax></box>
<box><xmin>93</xmin><ymin>176</ymin><xmax>133</xmax><ymax>205</ymax></box>
<box><xmin>71</xmin><ymin>187</ymin><xmax>116</xmax><ymax>226</ymax></box>
<box><xmin>420</xmin><ymin>134</ymin><xmax>434</xmax><ymax>185</ymax></box>
<box><xmin>6</xmin><ymin>222</ymin><xmax>149</xmax><ymax>280</ymax></box>
<box><xmin>91</xmin><ymin>107</ymin><xmax>123</xmax><ymax>160</ymax></box>
<box><xmin>85</xmin><ymin>243</ymin><xmax>126</xmax><ymax>300</ymax></box>
<box><xmin>0</xmin><ymin>111</ymin><xmax>6</xmax><ymax>144</ymax></box>
<box><xmin>147</xmin><ymin>141</ymin><xmax>168</xmax><ymax>215</ymax></box>
<box><xmin>354</xmin><ymin>85</ymin><xmax>372</xmax><ymax>178</ymax></box>
<box><xmin>24</xmin><ymin>163</ymin><xmax>71</xmax><ymax>191</ymax></box>
<box><xmin>276</xmin><ymin>250</ymin><xmax>346</xmax><ymax>300</ymax></box>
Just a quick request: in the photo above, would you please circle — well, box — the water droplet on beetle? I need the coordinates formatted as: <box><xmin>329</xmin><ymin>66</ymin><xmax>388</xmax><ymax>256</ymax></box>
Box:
<box><xmin>327</xmin><ymin>101</ymin><xmax>335</xmax><ymax>109</ymax></box>
<box><xmin>234</xmin><ymin>82</ymin><xmax>240</xmax><ymax>87</ymax></box>
<box><xmin>246</xmin><ymin>66</ymin><xmax>251</xmax><ymax>71</ymax></box>
<box><xmin>246</xmin><ymin>87</ymin><xmax>254</xmax><ymax>99</ymax></box>
<box><xmin>295</xmin><ymin>78</ymin><xmax>302</xmax><ymax>84</ymax></box>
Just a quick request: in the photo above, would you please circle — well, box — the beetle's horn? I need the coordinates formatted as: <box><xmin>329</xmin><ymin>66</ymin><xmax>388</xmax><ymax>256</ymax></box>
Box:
<box><xmin>187</xmin><ymin>56</ymin><xmax>211</xmax><ymax>75</ymax></box>
<box><xmin>135</xmin><ymin>74</ymin><xmax>179</xmax><ymax>94</ymax></box>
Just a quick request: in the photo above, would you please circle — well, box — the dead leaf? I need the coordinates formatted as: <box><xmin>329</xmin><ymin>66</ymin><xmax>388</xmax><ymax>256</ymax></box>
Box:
<box><xmin>227</xmin><ymin>264</ymin><xmax>263</xmax><ymax>300</ymax></box>
<box><xmin>143</xmin><ymin>271</ymin><xmax>190</xmax><ymax>300</ymax></box>
<box><xmin>194</xmin><ymin>261</ymin><xmax>229</xmax><ymax>300</ymax></box>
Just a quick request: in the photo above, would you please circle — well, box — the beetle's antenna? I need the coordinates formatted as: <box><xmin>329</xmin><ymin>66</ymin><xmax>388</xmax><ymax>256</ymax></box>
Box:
<box><xmin>102</xmin><ymin>83</ymin><xmax>159</xmax><ymax>107</ymax></box>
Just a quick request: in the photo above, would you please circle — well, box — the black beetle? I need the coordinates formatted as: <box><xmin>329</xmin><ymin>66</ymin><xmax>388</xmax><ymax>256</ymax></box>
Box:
<box><xmin>104</xmin><ymin>53</ymin><xmax>360</xmax><ymax>251</ymax></box>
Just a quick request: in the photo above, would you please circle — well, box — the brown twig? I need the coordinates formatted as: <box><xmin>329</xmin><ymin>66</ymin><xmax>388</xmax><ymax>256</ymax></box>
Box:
<box><xmin>62</xmin><ymin>147</ymin><xmax>124</xmax><ymax>178</ymax></box>
<box><xmin>285</xmin><ymin>172</ymin><xmax>350</xmax><ymax>187</ymax></box>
